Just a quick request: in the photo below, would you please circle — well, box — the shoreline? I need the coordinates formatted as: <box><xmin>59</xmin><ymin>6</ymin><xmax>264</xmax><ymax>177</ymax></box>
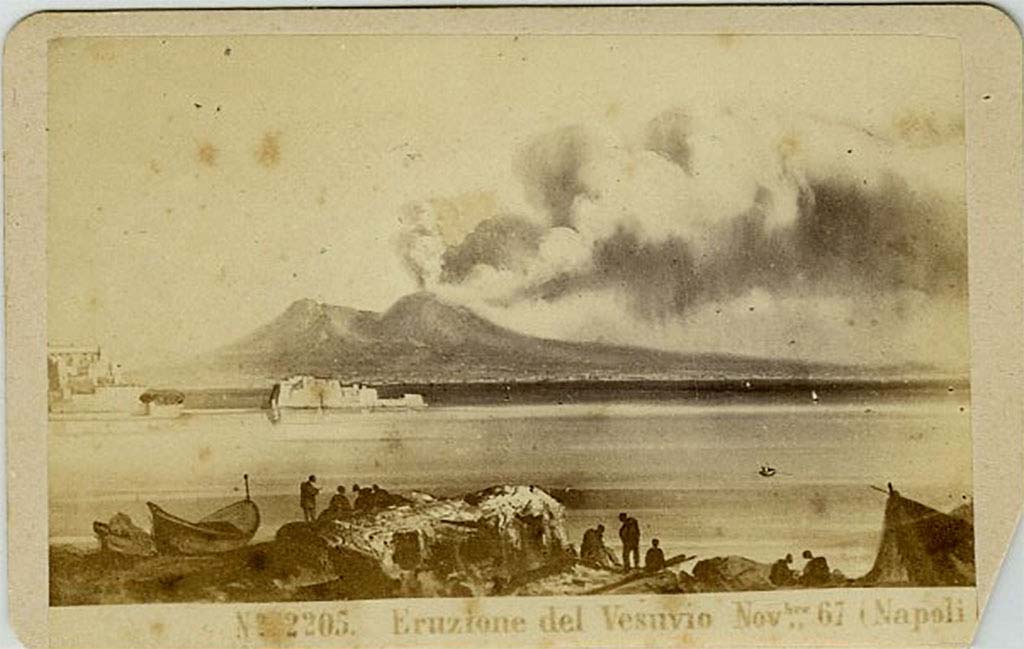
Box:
<box><xmin>49</xmin><ymin>483</ymin><xmax>974</xmax><ymax>587</ymax></box>
<box><xmin>48</xmin><ymin>483</ymin><xmax>975</xmax><ymax>606</ymax></box>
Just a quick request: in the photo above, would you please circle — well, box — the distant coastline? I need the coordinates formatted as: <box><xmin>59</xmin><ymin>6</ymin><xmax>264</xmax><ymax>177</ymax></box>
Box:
<box><xmin>177</xmin><ymin>377</ymin><xmax>969</xmax><ymax>410</ymax></box>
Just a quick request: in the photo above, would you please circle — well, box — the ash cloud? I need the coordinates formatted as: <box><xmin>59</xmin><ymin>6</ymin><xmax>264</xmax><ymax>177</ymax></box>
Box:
<box><xmin>440</xmin><ymin>215</ymin><xmax>545</xmax><ymax>284</ymax></box>
<box><xmin>393</xmin><ymin>105</ymin><xmax>967</xmax><ymax>366</ymax></box>
<box><xmin>527</xmin><ymin>175</ymin><xmax>965</xmax><ymax>320</ymax></box>
<box><xmin>645</xmin><ymin>109</ymin><xmax>693</xmax><ymax>174</ymax></box>
<box><xmin>793</xmin><ymin>175</ymin><xmax>965</xmax><ymax>299</ymax></box>
<box><xmin>513</xmin><ymin>126</ymin><xmax>594</xmax><ymax>229</ymax></box>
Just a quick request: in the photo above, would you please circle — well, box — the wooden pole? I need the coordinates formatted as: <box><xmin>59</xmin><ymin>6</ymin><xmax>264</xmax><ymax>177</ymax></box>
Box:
<box><xmin>584</xmin><ymin>553</ymin><xmax>696</xmax><ymax>595</ymax></box>
<box><xmin>244</xmin><ymin>474</ymin><xmax>250</xmax><ymax>501</ymax></box>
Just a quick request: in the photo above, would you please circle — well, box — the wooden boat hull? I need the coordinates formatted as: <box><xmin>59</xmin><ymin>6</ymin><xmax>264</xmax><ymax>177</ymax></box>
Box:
<box><xmin>147</xmin><ymin>500</ymin><xmax>260</xmax><ymax>555</ymax></box>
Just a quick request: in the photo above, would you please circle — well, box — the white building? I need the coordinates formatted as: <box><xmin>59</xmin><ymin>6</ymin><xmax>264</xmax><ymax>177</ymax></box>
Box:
<box><xmin>47</xmin><ymin>345</ymin><xmax>144</xmax><ymax>414</ymax></box>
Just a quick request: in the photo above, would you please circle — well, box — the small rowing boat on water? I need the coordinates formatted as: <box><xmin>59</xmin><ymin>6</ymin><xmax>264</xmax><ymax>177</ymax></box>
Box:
<box><xmin>147</xmin><ymin>475</ymin><xmax>260</xmax><ymax>555</ymax></box>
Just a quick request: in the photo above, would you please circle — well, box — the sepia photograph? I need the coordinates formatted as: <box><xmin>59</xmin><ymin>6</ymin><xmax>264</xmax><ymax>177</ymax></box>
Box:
<box><xmin>40</xmin><ymin>29</ymin><xmax>979</xmax><ymax>608</ymax></box>
<box><xmin>4</xmin><ymin>6</ymin><xmax>1021</xmax><ymax>647</ymax></box>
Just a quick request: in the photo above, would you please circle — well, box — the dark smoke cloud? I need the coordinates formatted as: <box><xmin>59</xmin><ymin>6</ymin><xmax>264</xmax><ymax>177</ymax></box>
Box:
<box><xmin>793</xmin><ymin>174</ymin><xmax>965</xmax><ymax>298</ymax></box>
<box><xmin>645</xmin><ymin>109</ymin><xmax>693</xmax><ymax>174</ymax></box>
<box><xmin>440</xmin><ymin>215</ymin><xmax>545</xmax><ymax>283</ymax></box>
<box><xmin>514</xmin><ymin>126</ymin><xmax>594</xmax><ymax>229</ymax></box>
<box><xmin>517</xmin><ymin>174</ymin><xmax>965</xmax><ymax>320</ymax></box>
<box><xmin>528</xmin><ymin>226</ymin><xmax>701</xmax><ymax>320</ymax></box>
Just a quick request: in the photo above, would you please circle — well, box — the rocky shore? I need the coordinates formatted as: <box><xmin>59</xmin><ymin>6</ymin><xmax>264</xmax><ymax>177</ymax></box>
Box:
<box><xmin>52</xmin><ymin>485</ymin><xmax>573</xmax><ymax>605</ymax></box>
<box><xmin>49</xmin><ymin>484</ymin><xmax>973</xmax><ymax>606</ymax></box>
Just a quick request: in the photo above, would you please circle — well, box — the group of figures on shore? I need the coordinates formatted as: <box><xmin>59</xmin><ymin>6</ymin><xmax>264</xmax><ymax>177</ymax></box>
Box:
<box><xmin>578</xmin><ymin>514</ymin><xmax>836</xmax><ymax>585</ymax></box>
<box><xmin>299</xmin><ymin>475</ymin><xmax>409</xmax><ymax>523</ymax></box>
<box><xmin>579</xmin><ymin>514</ymin><xmax>664</xmax><ymax>573</ymax></box>
<box><xmin>301</xmin><ymin>476</ymin><xmax>843</xmax><ymax>585</ymax></box>
<box><xmin>768</xmin><ymin>550</ymin><xmax>834</xmax><ymax>587</ymax></box>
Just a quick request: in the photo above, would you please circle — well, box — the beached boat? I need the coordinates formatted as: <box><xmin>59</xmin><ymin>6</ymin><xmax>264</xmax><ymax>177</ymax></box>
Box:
<box><xmin>140</xmin><ymin>389</ymin><xmax>186</xmax><ymax>418</ymax></box>
<box><xmin>93</xmin><ymin>513</ymin><xmax>158</xmax><ymax>557</ymax></box>
<box><xmin>147</xmin><ymin>477</ymin><xmax>260</xmax><ymax>555</ymax></box>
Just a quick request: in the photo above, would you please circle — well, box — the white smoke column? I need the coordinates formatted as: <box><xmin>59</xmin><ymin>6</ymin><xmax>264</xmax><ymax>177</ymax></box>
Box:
<box><xmin>394</xmin><ymin>202</ymin><xmax>446</xmax><ymax>289</ymax></box>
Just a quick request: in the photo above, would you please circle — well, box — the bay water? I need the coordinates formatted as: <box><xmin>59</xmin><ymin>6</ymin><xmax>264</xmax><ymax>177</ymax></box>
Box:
<box><xmin>49</xmin><ymin>391</ymin><xmax>971</xmax><ymax>578</ymax></box>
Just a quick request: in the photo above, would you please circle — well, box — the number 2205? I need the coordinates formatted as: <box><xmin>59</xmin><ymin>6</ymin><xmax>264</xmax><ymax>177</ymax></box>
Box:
<box><xmin>236</xmin><ymin>610</ymin><xmax>353</xmax><ymax>640</ymax></box>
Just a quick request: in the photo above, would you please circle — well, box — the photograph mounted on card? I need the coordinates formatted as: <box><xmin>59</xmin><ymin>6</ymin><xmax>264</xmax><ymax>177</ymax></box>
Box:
<box><xmin>4</xmin><ymin>5</ymin><xmax>1022</xmax><ymax>649</ymax></box>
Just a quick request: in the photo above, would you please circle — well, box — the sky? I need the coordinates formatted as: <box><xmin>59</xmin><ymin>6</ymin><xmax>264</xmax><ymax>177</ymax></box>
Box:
<box><xmin>47</xmin><ymin>34</ymin><xmax>968</xmax><ymax>371</ymax></box>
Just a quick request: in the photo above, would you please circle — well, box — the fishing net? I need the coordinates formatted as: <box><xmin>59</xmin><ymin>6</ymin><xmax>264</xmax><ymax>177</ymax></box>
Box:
<box><xmin>859</xmin><ymin>491</ymin><xmax>975</xmax><ymax>587</ymax></box>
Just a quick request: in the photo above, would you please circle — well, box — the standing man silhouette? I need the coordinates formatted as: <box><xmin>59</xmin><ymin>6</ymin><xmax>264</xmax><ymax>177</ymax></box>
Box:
<box><xmin>618</xmin><ymin>512</ymin><xmax>641</xmax><ymax>571</ymax></box>
<box><xmin>300</xmin><ymin>474</ymin><xmax>321</xmax><ymax>522</ymax></box>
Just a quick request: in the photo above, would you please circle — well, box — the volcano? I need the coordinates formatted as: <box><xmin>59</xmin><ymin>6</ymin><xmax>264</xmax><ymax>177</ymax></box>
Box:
<box><xmin>145</xmin><ymin>292</ymin><xmax>927</xmax><ymax>386</ymax></box>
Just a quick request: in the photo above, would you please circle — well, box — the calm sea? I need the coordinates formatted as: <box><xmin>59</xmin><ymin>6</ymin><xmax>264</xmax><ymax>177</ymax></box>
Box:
<box><xmin>49</xmin><ymin>388</ymin><xmax>972</xmax><ymax>578</ymax></box>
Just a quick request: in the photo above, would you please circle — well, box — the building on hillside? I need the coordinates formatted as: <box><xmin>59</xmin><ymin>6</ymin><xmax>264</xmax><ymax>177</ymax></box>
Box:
<box><xmin>47</xmin><ymin>345</ymin><xmax>145</xmax><ymax>414</ymax></box>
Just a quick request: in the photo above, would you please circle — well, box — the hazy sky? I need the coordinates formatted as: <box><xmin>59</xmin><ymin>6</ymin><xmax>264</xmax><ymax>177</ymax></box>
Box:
<box><xmin>48</xmin><ymin>34</ymin><xmax>967</xmax><ymax>370</ymax></box>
